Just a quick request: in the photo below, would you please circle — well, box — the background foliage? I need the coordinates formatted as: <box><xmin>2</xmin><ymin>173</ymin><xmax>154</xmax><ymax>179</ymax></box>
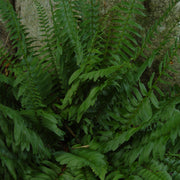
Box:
<box><xmin>0</xmin><ymin>0</ymin><xmax>180</xmax><ymax>179</ymax></box>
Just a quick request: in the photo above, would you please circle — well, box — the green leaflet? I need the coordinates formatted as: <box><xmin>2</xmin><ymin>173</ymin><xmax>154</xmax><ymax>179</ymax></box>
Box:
<box><xmin>139</xmin><ymin>81</ymin><xmax>147</xmax><ymax>96</ymax></box>
<box><xmin>150</xmin><ymin>91</ymin><xmax>159</xmax><ymax>109</ymax></box>
<box><xmin>137</xmin><ymin>98</ymin><xmax>152</xmax><ymax>122</ymax></box>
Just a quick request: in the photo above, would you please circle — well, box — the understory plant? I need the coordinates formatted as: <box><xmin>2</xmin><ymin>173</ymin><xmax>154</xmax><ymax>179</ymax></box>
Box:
<box><xmin>0</xmin><ymin>0</ymin><xmax>180</xmax><ymax>179</ymax></box>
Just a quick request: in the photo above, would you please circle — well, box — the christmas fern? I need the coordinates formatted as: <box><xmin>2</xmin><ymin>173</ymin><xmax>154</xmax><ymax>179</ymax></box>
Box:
<box><xmin>0</xmin><ymin>0</ymin><xmax>180</xmax><ymax>179</ymax></box>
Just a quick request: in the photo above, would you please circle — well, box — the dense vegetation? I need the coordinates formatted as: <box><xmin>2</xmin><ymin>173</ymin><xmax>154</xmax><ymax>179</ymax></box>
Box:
<box><xmin>0</xmin><ymin>0</ymin><xmax>180</xmax><ymax>179</ymax></box>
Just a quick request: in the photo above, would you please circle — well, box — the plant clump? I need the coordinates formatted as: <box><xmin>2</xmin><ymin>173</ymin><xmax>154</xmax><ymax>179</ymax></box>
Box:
<box><xmin>0</xmin><ymin>0</ymin><xmax>180</xmax><ymax>179</ymax></box>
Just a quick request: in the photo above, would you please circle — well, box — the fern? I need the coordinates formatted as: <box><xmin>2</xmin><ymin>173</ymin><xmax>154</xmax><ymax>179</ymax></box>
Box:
<box><xmin>0</xmin><ymin>0</ymin><xmax>180</xmax><ymax>179</ymax></box>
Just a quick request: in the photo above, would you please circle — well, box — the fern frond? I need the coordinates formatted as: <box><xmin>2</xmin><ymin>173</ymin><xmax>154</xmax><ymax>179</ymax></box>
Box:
<box><xmin>34</xmin><ymin>0</ymin><xmax>61</xmax><ymax>75</ymax></box>
<box><xmin>0</xmin><ymin>104</ymin><xmax>50</xmax><ymax>156</ymax></box>
<box><xmin>24</xmin><ymin>160</ymin><xmax>61</xmax><ymax>180</ymax></box>
<box><xmin>0</xmin><ymin>1</ymin><xmax>34</xmax><ymax>59</ymax></box>
<box><xmin>13</xmin><ymin>58</ymin><xmax>45</xmax><ymax>109</ymax></box>
<box><xmin>55</xmin><ymin>149</ymin><xmax>107</xmax><ymax>180</ymax></box>
<box><xmin>0</xmin><ymin>1</ymin><xmax>51</xmax><ymax>109</ymax></box>
<box><xmin>53</xmin><ymin>0</ymin><xmax>83</xmax><ymax>65</ymax></box>
<box><xmin>112</xmin><ymin>97</ymin><xmax>180</xmax><ymax>166</ymax></box>
<box><xmin>74</xmin><ymin>0</ymin><xmax>101</xmax><ymax>53</ymax></box>
<box><xmin>137</xmin><ymin>160</ymin><xmax>172</xmax><ymax>180</ymax></box>
<box><xmin>101</xmin><ymin>0</ymin><xmax>145</xmax><ymax>63</ymax></box>
<box><xmin>79</xmin><ymin>63</ymin><xmax>131</xmax><ymax>82</ymax></box>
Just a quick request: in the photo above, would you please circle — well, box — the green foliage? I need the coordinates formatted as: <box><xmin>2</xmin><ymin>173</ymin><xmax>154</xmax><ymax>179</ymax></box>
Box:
<box><xmin>55</xmin><ymin>149</ymin><xmax>107</xmax><ymax>180</ymax></box>
<box><xmin>0</xmin><ymin>0</ymin><xmax>180</xmax><ymax>179</ymax></box>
